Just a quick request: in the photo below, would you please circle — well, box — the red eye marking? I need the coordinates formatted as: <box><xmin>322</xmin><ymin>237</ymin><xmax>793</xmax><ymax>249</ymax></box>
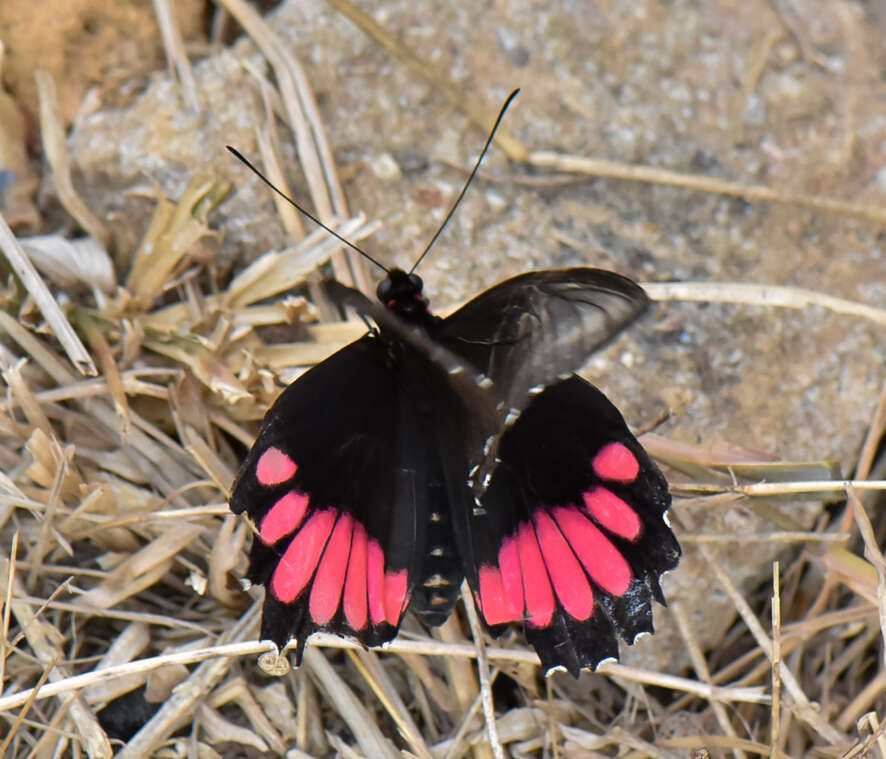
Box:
<box><xmin>592</xmin><ymin>442</ymin><xmax>639</xmax><ymax>483</ymax></box>
<box><xmin>270</xmin><ymin>508</ymin><xmax>336</xmax><ymax>603</ymax></box>
<box><xmin>256</xmin><ymin>447</ymin><xmax>297</xmax><ymax>486</ymax></box>
<box><xmin>310</xmin><ymin>513</ymin><xmax>354</xmax><ymax>624</ymax></box>
<box><xmin>582</xmin><ymin>487</ymin><xmax>641</xmax><ymax>540</ymax></box>
<box><xmin>553</xmin><ymin>505</ymin><xmax>632</xmax><ymax>595</ymax></box>
<box><xmin>260</xmin><ymin>491</ymin><xmax>309</xmax><ymax>544</ymax></box>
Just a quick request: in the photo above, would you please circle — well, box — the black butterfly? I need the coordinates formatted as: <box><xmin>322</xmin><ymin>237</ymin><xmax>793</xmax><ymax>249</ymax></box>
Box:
<box><xmin>229</xmin><ymin>266</ymin><xmax>680</xmax><ymax>676</ymax></box>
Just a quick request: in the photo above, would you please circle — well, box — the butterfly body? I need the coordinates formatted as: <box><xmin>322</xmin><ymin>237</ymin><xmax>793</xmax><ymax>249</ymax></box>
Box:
<box><xmin>230</xmin><ymin>267</ymin><xmax>680</xmax><ymax>676</ymax></box>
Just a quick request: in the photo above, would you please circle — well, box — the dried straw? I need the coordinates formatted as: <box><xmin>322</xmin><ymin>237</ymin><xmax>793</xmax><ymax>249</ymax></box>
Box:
<box><xmin>1</xmin><ymin>2</ymin><xmax>884</xmax><ymax>756</ymax></box>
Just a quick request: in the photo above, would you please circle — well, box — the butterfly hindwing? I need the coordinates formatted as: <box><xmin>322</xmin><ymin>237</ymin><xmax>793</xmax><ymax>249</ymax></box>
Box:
<box><xmin>230</xmin><ymin>336</ymin><xmax>451</xmax><ymax>658</ymax></box>
<box><xmin>453</xmin><ymin>376</ymin><xmax>680</xmax><ymax>676</ymax></box>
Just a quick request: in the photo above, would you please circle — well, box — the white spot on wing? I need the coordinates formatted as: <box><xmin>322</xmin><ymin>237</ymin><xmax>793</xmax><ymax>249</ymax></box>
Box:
<box><xmin>504</xmin><ymin>408</ymin><xmax>521</xmax><ymax>426</ymax></box>
<box><xmin>478</xmin><ymin>375</ymin><xmax>493</xmax><ymax>388</ymax></box>
<box><xmin>430</xmin><ymin>512</ymin><xmax>442</xmax><ymax>522</ymax></box>
<box><xmin>449</xmin><ymin>364</ymin><xmax>464</xmax><ymax>375</ymax></box>
<box><xmin>528</xmin><ymin>384</ymin><xmax>545</xmax><ymax>395</ymax></box>
<box><xmin>631</xmin><ymin>630</ymin><xmax>652</xmax><ymax>645</ymax></box>
<box><xmin>594</xmin><ymin>655</ymin><xmax>618</xmax><ymax>671</ymax></box>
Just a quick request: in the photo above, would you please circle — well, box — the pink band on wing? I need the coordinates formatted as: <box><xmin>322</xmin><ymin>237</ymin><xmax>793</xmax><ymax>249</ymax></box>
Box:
<box><xmin>260</xmin><ymin>490</ymin><xmax>309</xmax><ymax>544</ymax></box>
<box><xmin>343</xmin><ymin>522</ymin><xmax>369</xmax><ymax>630</ymax></box>
<box><xmin>367</xmin><ymin>539</ymin><xmax>386</xmax><ymax>626</ymax></box>
<box><xmin>516</xmin><ymin>522</ymin><xmax>555</xmax><ymax>628</ymax></box>
<box><xmin>270</xmin><ymin>508</ymin><xmax>336</xmax><ymax>603</ymax></box>
<box><xmin>582</xmin><ymin>487</ymin><xmax>641</xmax><ymax>540</ymax></box>
<box><xmin>553</xmin><ymin>505</ymin><xmax>632</xmax><ymax>595</ymax></box>
<box><xmin>256</xmin><ymin>447</ymin><xmax>297</xmax><ymax>485</ymax></box>
<box><xmin>534</xmin><ymin>510</ymin><xmax>594</xmax><ymax>621</ymax></box>
<box><xmin>592</xmin><ymin>442</ymin><xmax>639</xmax><ymax>483</ymax></box>
<box><xmin>478</xmin><ymin>565</ymin><xmax>517</xmax><ymax>625</ymax></box>
<box><xmin>497</xmin><ymin>536</ymin><xmax>524</xmax><ymax>620</ymax></box>
<box><xmin>309</xmin><ymin>512</ymin><xmax>354</xmax><ymax>624</ymax></box>
<box><xmin>383</xmin><ymin>570</ymin><xmax>408</xmax><ymax>625</ymax></box>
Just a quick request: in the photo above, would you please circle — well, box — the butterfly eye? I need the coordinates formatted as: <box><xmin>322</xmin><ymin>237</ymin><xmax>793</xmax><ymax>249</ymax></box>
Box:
<box><xmin>376</xmin><ymin>277</ymin><xmax>392</xmax><ymax>301</ymax></box>
<box><xmin>408</xmin><ymin>273</ymin><xmax>423</xmax><ymax>292</ymax></box>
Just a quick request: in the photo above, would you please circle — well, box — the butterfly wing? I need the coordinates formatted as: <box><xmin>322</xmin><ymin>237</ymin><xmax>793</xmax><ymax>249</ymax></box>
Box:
<box><xmin>436</xmin><ymin>268</ymin><xmax>650</xmax><ymax>497</ymax></box>
<box><xmin>438</xmin><ymin>268</ymin><xmax>649</xmax><ymax>410</ymax></box>
<box><xmin>430</xmin><ymin>269</ymin><xmax>676</xmax><ymax>675</ymax></box>
<box><xmin>459</xmin><ymin>376</ymin><xmax>680</xmax><ymax>676</ymax></box>
<box><xmin>230</xmin><ymin>336</ymin><xmax>449</xmax><ymax>659</ymax></box>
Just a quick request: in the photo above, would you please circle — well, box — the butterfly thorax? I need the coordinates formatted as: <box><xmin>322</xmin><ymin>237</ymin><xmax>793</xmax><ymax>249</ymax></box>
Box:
<box><xmin>376</xmin><ymin>268</ymin><xmax>432</xmax><ymax>322</ymax></box>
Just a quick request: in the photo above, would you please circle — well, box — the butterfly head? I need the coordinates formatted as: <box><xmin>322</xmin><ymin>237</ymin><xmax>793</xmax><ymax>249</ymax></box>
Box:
<box><xmin>376</xmin><ymin>268</ymin><xmax>429</xmax><ymax>318</ymax></box>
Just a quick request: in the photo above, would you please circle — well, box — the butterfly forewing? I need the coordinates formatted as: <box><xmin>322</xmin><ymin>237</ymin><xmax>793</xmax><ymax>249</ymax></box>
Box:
<box><xmin>439</xmin><ymin>269</ymin><xmax>649</xmax><ymax>409</ymax></box>
<box><xmin>437</xmin><ymin>268</ymin><xmax>650</xmax><ymax>498</ymax></box>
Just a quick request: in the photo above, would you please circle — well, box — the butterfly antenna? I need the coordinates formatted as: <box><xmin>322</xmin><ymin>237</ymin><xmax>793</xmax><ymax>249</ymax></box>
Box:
<box><xmin>226</xmin><ymin>145</ymin><xmax>389</xmax><ymax>273</ymax></box>
<box><xmin>409</xmin><ymin>88</ymin><xmax>520</xmax><ymax>275</ymax></box>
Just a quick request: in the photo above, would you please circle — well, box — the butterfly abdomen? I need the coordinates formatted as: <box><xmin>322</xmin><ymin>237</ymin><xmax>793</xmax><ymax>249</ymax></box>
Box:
<box><xmin>409</xmin><ymin>474</ymin><xmax>464</xmax><ymax>626</ymax></box>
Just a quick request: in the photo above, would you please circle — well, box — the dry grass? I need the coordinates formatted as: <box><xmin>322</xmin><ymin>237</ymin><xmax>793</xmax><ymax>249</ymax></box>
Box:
<box><xmin>1</xmin><ymin>3</ymin><xmax>886</xmax><ymax>757</ymax></box>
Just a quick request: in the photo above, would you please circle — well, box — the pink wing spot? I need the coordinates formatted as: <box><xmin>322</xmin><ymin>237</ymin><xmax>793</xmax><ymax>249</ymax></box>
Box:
<box><xmin>498</xmin><ymin>536</ymin><xmax>524</xmax><ymax>619</ymax></box>
<box><xmin>343</xmin><ymin>523</ymin><xmax>369</xmax><ymax>630</ymax></box>
<box><xmin>533</xmin><ymin>511</ymin><xmax>594</xmax><ymax>621</ymax></box>
<box><xmin>516</xmin><ymin>522</ymin><xmax>555</xmax><ymax>628</ymax></box>
<box><xmin>383</xmin><ymin>570</ymin><xmax>408</xmax><ymax>625</ymax></box>
<box><xmin>582</xmin><ymin>487</ymin><xmax>641</xmax><ymax>540</ymax></box>
<box><xmin>592</xmin><ymin>442</ymin><xmax>639</xmax><ymax>483</ymax></box>
<box><xmin>256</xmin><ymin>447</ymin><xmax>297</xmax><ymax>485</ymax></box>
<box><xmin>367</xmin><ymin>539</ymin><xmax>386</xmax><ymax>626</ymax></box>
<box><xmin>478</xmin><ymin>566</ymin><xmax>518</xmax><ymax>625</ymax></box>
<box><xmin>553</xmin><ymin>505</ymin><xmax>632</xmax><ymax>595</ymax></box>
<box><xmin>270</xmin><ymin>508</ymin><xmax>337</xmax><ymax>603</ymax></box>
<box><xmin>309</xmin><ymin>512</ymin><xmax>354</xmax><ymax>625</ymax></box>
<box><xmin>260</xmin><ymin>490</ymin><xmax>309</xmax><ymax>544</ymax></box>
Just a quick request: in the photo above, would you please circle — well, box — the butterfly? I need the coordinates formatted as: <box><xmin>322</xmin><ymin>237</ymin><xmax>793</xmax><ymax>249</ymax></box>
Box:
<box><xmin>229</xmin><ymin>265</ymin><xmax>681</xmax><ymax>676</ymax></box>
